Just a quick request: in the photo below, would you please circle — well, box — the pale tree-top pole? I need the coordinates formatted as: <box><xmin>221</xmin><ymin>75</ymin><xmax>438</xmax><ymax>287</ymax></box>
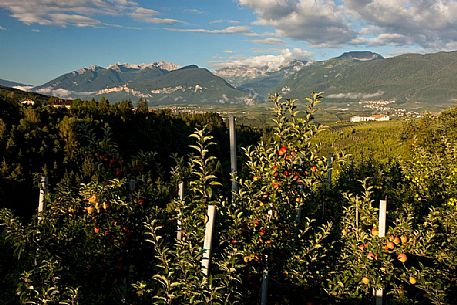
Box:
<box><xmin>261</xmin><ymin>260</ymin><xmax>269</xmax><ymax>305</ymax></box>
<box><xmin>36</xmin><ymin>176</ymin><xmax>48</xmax><ymax>266</ymax></box>
<box><xmin>323</xmin><ymin>153</ymin><xmax>333</xmax><ymax>217</ymax></box>
<box><xmin>128</xmin><ymin>179</ymin><xmax>136</xmax><ymax>192</ymax></box>
<box><xmin>37</xmin><ymin>176</ymin><xmax>48</xmax><ymax>222</ymax></box>
<box><xmin>327</xmin><ymin>153</ymin><xmax>333</xmax><ymax>187</ymax></box>
<box><xmin>375</xmin><ymin>198</ymin><xmax>387</xmax><ymax>305</ymax></box>
<box><xmin>229</xmin><ymin>115</ymin><xmax>237</xmax><ymax>194</ymax></box>
<box><xmin>128</xmin><ymin>179</ymin><xmax>136</xmax><ymax>200</ymax></box>
<box><xmin>177</xmin><ymin>181</ymin><xmax>184</xmax><ymax>241</ymax></box>
<box><xmin>261</xmin><ymin>204</ymin><xmax>275</xmax><ymax>304</ymax></box>
<box><xmin>201</xmin><ymin>205</ymin><xmax>216</xmax><ymax>277</ymax></box>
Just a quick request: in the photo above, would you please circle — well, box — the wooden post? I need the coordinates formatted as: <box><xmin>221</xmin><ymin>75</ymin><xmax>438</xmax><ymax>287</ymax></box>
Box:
<box><xmin>261</xmin><ymin>263</ymin><xmax>269</xmax><ymax>305</ymax></box>
<box><xmin>202</xmin><ymin>205</ymin><xmax>216</xmax><ymax>277</ymax></box>
<box><xmin>37</xmin><ymin>176</ymin><xmax>48</xmax><ymax>221</ymax></box>
<box><xmin>229</xmin><ymin>115</ymin><xmax>237</xmax><ymax>194</ymax></box>
<box><xmin>177</xmin><ymin>182</ymin><xmax>184</xmax><ymax>241</ymax></box>
<box><xmin>375</xmin><ymin>198</ymin><xmax>387</xmax><ymax>305</ymax></box>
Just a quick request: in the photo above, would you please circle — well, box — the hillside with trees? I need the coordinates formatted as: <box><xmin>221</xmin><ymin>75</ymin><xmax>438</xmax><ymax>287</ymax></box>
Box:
<box><xmin>0</xmin><ymin>91</ymin><xmax>456</xmax><ymax>305</ymax></box>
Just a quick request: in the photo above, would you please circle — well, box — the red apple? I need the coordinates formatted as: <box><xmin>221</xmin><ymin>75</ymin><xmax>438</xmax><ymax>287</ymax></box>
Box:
<box><xmin>409</xmin><ymin>276</ymin><xmax>417</xmax><ymax>285</ymax></box>
<box><xmin>371</xmin><ymin>227</ymin><xmax>379</xmax><ymax>236</ymax></box>
<box><xmin>367</xmin><ymin>252</ymin><xmax>375</xmax><ymax>260</ymax></box>
<box><xmin>398</xmin><ymin>253</ymin><xmax>407</xmax><ymax>263</ymax></box>
<box><xmin>258</xmin><ymin>228</ymin><xmax>266</xmax><ymax>236</ymax></box>
<box><xmin>386</xmin><ymin>241</ymin><xmax>395</xmax><ymax>250</ymax></box>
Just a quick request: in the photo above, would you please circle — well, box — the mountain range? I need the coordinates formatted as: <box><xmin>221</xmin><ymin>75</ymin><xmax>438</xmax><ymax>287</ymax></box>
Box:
<box><xmin>1</xmin><ymin>50</ymin><xmax>457</xmax><ymax>110</ymax></box>
<box><xmin>29</xmin><ymin>62</ymin><xmax>252</xmax><ymax>105</ymax></box>
<box><xmin>0</xmin><ymin>78</ymin><xmax>28</xmax><ymax>88</ymax></box>
<box><xmin>275</xmin><ymin>51</ymin><xmax>457</xmax><ymax>110</ymax></box>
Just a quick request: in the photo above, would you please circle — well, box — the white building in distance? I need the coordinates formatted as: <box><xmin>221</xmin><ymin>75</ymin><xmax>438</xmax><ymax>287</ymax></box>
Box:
<box><xmin>350</xmin><ymin>114</ymin><xmax>390</xmax><ymax>122</ymax></box>
<box><xmin>21</xmin><ymin>99</ymin><xmax>35</xmax><ymax>106</ymax></box>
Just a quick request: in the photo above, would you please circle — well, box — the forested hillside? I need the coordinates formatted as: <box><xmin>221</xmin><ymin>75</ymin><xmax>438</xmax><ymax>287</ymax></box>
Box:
<box><xmin>0</xmin><ymin>93</ymin><xmax>260</xmax><ymax>218</ymax></box>
<box><xmin>277</xmin><ymin>51</ymin><xmax>457</xmax><ymax>110</ymax></box>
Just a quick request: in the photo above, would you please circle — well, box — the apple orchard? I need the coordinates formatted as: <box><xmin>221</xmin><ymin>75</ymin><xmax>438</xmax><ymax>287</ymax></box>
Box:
<box><xmin>0</xmin><ymin>93</ymin><xmax>456</xmax><ymax>305</ymax></box>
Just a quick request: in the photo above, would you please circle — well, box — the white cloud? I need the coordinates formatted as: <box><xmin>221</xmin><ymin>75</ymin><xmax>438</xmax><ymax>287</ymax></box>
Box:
<box><xmin>250</xmin><ymin>47</ymin><xmax>283</xmax><ymax>53</ymax></box>
<box><xmin>36</xmin><ymin>88</ymin><xmax>72</xmax><ymax>97</ymax></box>
<box><xmin>104</xmin><ymin>23</ymin><xmax>141</xmax><ymax>30</ymax></box>
<box><xmin>351</xmin><ymin>33</ymin><xmax>409</xmax><ymax>46</ymax></box>
<box><xmin>165</xmin><ymin>25</ymin><xmax>252</xmax><ymax>34</ymax></box>
<box><xmin>0</xmin><ymin>0</ymin><xmax>181</xmax><ymax>27</ymax></box>
<box><xmin>253</xmin><ymin>37</ymin><xmax>284</xmax><ymax>45</ymax></box>
<box><xmin>210</xmin><ymin>19</ymin><xmax>241</xmax><ymax>25</ymax></box>
<box><xmin>345</xmin><ymin>0</ymin><xmax>457</xmax><ymax>48</ymax></box>
<box><xmin>129</xmin><ymin>7</ymin><xmax>179</xmax><ymax>24</ymax></box>
<box><xmin>50</xmin><ymin>13</ymin><xmax>101</xmax><ymax>27</ymax></box>
<box><xmin>327</xmin><ymin>91</ymin><xmax>384</xmax><ymax>99</ymax></box>
<box><xmin>239</xmin><ymin>0</ymin><xmax>356</xmax><ymax>46</ymax></box>
<box><xmin>36</xmin><ymin>87</ymin><xmax>95</xmax><ymax>98</ymax></box>
<box><xmin>13</xmin><ymin>85</ymin><xmax>34</xmax><ymax>91</ymax></box>
<box><xmin>239</xmin><ymin>0</ymin><xmax>457</xmax><ymax>49</ymax></box>
<box><xmin>184</xmin><ymin>8</ymin><xmax>204</xmax><ymax>14</ymax></box>
<box><xmin>0</xmin><ymin>25</ymin><xmax>6</xmax><ymax>30</ymax></box>
<box><xmin>213</xmin><ymin>47</ymin><xmax>312</xmax><ymax>70</ymax></box>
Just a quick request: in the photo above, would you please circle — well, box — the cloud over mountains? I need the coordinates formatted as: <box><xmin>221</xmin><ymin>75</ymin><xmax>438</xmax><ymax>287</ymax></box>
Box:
<box><xmin>212</xmin><ymin>48</ymin><xmax>311</xmax><ymax>71</ymax></box>
<box><xmin>238</xmin><ymin>0</ymin><xmax>457</xmax><ymax>49</ymax></box>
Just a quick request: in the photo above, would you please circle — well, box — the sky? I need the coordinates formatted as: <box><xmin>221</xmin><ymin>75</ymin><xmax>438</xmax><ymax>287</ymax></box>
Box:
<box><xmin>1</xmin><ymin>0</ymin><xmax>457</xmax><ymax>85</ymax></box>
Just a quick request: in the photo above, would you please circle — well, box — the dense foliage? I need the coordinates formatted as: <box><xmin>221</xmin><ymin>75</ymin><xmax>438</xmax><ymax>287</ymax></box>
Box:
<box><xmin>0</xmin><ymin>95</ymin><xmax>260</xmax><ymax>218</ymax></box>
<box><xmin>0</xmin><ymin>92</ymin><xmax>456</xmax><ymax>305</ymax></box>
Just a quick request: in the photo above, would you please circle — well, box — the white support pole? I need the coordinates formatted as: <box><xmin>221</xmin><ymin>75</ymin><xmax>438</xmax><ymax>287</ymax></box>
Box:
<box><xmin>261</xmin><ymin>263</ymin><xmax>269</xmax><ymax>305</ymax></box>
<box><xmin>126</xmin><ymin>179</ymin><xmax>136</xmax><ymax>285</ymax></box>
<box><xmin>375</xmin><ymin>198</ymin><xmax>387</xmax><ymax>305</ymax></box>
<box><xmin>323</xmin><ymin>154</ymin><xmax>333</xmax><ymax>217</ymax></box>
<box><xmin>36</xmin><ymin>176</ymin><xmax>48</xmax><ymax>266</ymax></box>
<box><xmin>350</xmin><ymin>157</ymin><xmax>354</xmax><ymax>180</ymax></box>
<box><xmin>178</xmin><ymin>182</ymin><xmax>184</xmax><ymax>200</ymax></box>
<box><xmin>356</xmin><ymin>201</ymin><xmax>359</xmax><ymax>229</ymax></box>
<box><xmin>378</xmin><ymin>199</ymin><xmax>387</xmax><ymax>237</ymax></box>
<box><xmin>37</xmin><ymin>176</ymin><xmax>48</xmax><ymax>221</ymax></box>
<box><xmin>229</xmin><ymin>115</ymin><xmax>237</xmax><ymax>194</ymax></box>
<box><xmin>295</xmin><ymin>207</ymin><xmax>302</xmax><ymax>224</ymax></box>
<box><xmin>128</xmin><ymin>179</ymin><xmax>136</xmax><ymax>200</ymax></box>
<box><xmin>327</xmin><ymin>153</ymin><xmax>333</xmax><ymax>187</ymax></box>
<box><xmin>177</xmin><ymin>182</ymin><xmax>184</xmax><ymax>241</ymax></box>
<box><xmin>202</xmin><ymin>205</ymin><xmax>216</xmax><ymax>277</ymax></box>
<box><xmin>295</xmin><ymin>185</ymin><xmax>303</xmax><ymax>224</ymax></box>
<box><xmin>129</xmin><ymin>179</ymin><xmax>136</xmax><ymax>192</ymax></box>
